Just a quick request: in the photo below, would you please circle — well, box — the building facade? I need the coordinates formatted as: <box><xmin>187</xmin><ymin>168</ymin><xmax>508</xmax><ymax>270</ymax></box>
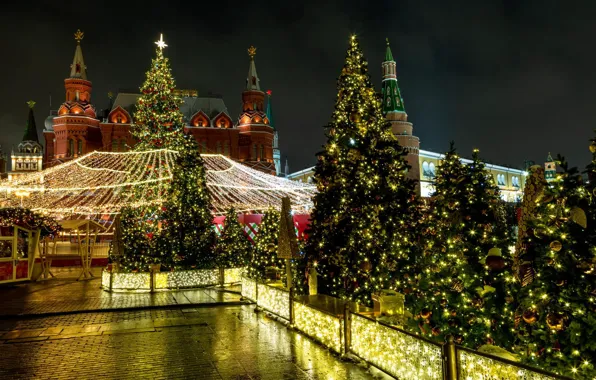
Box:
<box><xmin>42</xmin><ymin>31</ymin><xmax>279</xmax><ymax>175</ymax></box>
<box><xmin>287</xmin><ymin>39</ymin><xmax>526</xmax><ymax>202</ymax></box>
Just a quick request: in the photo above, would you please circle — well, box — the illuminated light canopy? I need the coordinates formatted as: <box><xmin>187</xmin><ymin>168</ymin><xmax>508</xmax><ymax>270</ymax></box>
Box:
<box><xmin>0</xmin><ymin>149</ymin><xmax>315</xmax><ymax>217</ymax></box>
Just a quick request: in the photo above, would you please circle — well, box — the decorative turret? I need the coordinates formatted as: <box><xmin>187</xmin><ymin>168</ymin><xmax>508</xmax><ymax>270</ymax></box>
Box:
<box><xmin>382</xmin><ymin>38</ymin><xmax>420</xmax><ymax>186</ymax></box>
<box><xmin>22</xmin><ymin>101</ymin><xmax>40</xmax><ymax>145</ymax></box>
<box><xmin>49</xmin><ymin>30</ymin><xmax>100</xmax><ymax>163</ymax></box>
<box><xmin>9</xmin><ymin>102</ymin><xmax>43</xmax><ymax>181</ymax></box>
<box><xmin>267</xmin><ymin>90</ymin><xmax>282</xmax><ymax>175</ymax></box>
<box><xmin>545</xmin><ymin>152</ymin><xmax>557</xmax><ymax>182</ymax></box>
<box><xmin>237</xmin><ymin>46</ymin><xmax>275</xmax><ymax>174</ymax></box>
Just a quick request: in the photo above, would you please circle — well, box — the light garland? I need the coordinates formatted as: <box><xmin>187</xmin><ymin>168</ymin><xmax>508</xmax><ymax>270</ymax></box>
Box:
<box><xmin>351</xmin><ymin>314</ymin><xmax>443</xmax><ymax>380</ymax></box>
<box><xmin>459</xmin><ymin>350</ymin><xmax>556</xmax><ymax>380</ymax></box>
<box><xmin>241</xmin><ymin>275</ymin><xmax>257</xmax><ymax>301</ymax></box>
<box><xmin>256</xmin><ymin>283</ymin><xmax>290</xmax><ymax>320</ymax></box>
<box><xmin>223</xmin><ymin>267</ymin><xmax>244</xmax><ymax>284</ymax></box>
<box><xmin>293</xmin><ymin>301</ymin><xmax>344</xmax><ymax>354</ymax></box>
<box><xmin>0</xmin><ymin>151</ymin><xmax>315</xmax><ymax>217</ymax></box>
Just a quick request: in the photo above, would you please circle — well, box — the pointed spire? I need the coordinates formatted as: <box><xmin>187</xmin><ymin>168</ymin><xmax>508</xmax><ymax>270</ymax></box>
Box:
<box><xmin>246</xmin><ymin>46</ymin><xmax>260</xmax><ymax>91</ymax></box>
<box><xmin>382</xmin><ymin>38</ymin><xmax>406</xmax><ymax>115</ymax></box>
<box><xmin>546</xmin><ymin>152</ymin><xmax>554</xmax><ymax>162</ymax></box>
<box><xmin>69</xmin><ymin>29</ymin><xmax>87</xmax><ymax>80</ymax></box>
<box><xmin>22</xmin><ymin>101</ymin><xmax>39</xmax><ymax>143</ymax></box>
<box><xmin>385</xmin><ymin>38</ymin><xmax>394</xmax><ymax>61</ymax></box>
<box><xmin>266</xmin><ymin>90</ymin><xmax>274</xmax><ymax>129</ymax></box>
<box><xmin>284</xmin><ymin>159</ymin><xmax>289</xmax><ymax>177</ymax></box>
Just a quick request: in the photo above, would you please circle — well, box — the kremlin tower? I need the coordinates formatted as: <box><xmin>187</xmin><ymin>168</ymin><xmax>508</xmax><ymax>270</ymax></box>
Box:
<box><xmin>266</xmin><ymin>90</ymin><xmax>282</xmax><ymax>175</ymax></box>
<box><xmin>9</xmin><ymin>101</ymin><xmax>42</xmax><ymax>181</ymax></box>
<box><xmin>237</xmin><ymin>46</ymin><xmax>276</xmax><ymax>174</ymax></box>
<box><xmin>44</xmin><ymin>29</ymin><xmax>101</xmax><ymax>164</ymax></box>
<box><xmin>382</xmin><ymin>39</ymin><xmax>420</xmax><ymax>184</ymax></box>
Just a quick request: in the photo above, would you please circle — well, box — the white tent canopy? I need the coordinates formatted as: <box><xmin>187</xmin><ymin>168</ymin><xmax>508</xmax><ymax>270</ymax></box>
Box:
<box><xmin>0</xmin><ymin>150</ymin><xmax>316</xmax><ymax>218</ymax></box>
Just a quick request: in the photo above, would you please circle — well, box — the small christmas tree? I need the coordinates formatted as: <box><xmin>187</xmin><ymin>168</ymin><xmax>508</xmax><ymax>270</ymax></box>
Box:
<box><xmin>248</xmin><ymin>208</ymin><xmax>283</xmax><ymax>281</ymax></box>
<box><xmin>160</xmin><ymin>138</ymin><xmax>215</xmax><ymax>269</ymax></box>
<box><xmin>304</xmin><ymin>35</ymin><xmax>417</xmax><ymax>306</ymax></box>
<box><xmin>516</xmin><ymin>155</ymin><xmax>596</xmax><ymax>378</ymax></box>
<box><xmin>215</xmin><ymin>208</ymin><xmax>252</xmax><ymax>268</ymax></box>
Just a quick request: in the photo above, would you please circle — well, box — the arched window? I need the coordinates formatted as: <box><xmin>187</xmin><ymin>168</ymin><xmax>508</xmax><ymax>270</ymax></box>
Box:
<box><xmin>224</xmin><ymin>141</ymin><xmax>230</xmax><ymax>156</ymax></box>
<box><xmin>112</xmin><ymin>140</ymin><xmax>119</xmax><ymax>152</ymax></box>
<box><xmin>68</xmin><ymin>139</ymin><xmax>74</xmax><ymax>157</ymax></box>
<box><xmin>120</xmin><ymin>140</ymin><xmax>127</xmax><ymax>152</ymax></box>
<box><xmin>77</xmin><ymin>140</ymin><xmax>83</xmax><ymax>155</ymax></box>
<box><xmin>252</xmin><ymin>144</ymin><xmax>257</xmax><ymax>160</ymax></box>
<box><xmin>260</xmin><ymin>145</ymin><xmax>265</xmax><ymax>160</ymax></box>
<box><xmin>429</xmin><ymin>162</ymin><xmax>436</xmax><ymax>178</ymax></box>
<box><xmin>422</xmin><ymin>161</ymin><xmax>430</xmax><ymax>177</ymax></box>
<box><xmin>216</xmin><ymin>141</ymin><xmax>222</xmax><ymax>154</ymax></box>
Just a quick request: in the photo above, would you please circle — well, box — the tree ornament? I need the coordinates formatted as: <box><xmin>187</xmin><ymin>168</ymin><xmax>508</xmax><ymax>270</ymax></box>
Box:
<box><xmin>454</xmin><ymin>335</ymin><xmax>464</xmax><ymax>344</ymax></box>
<box><xmin>505</xmin><ymin>295</ymin><xmax>514</xmax><ymax>304</ymax></box>
<box><xmin>420</xmin><ymin>308</ymin><xmax>432</xmax><ymax>319</ymax></box>
<box><xmin>485</xmin><ymin>247</ymin><xmax>506</xmax><ymax>271</ymax></box>
<box><xmin>440</xmin><ymin>298</ymin><xmax>448</xmax><ymax>307</ymax></box>
<box><xmin>555</xmin><ymin>279</ymin><xmax>566</xmax><ymax>287</ymax></box>
<box><xmin>570</xmin><ymin>207</ymin><xmax>587</xmax><ymax>228</ymax></box>
<box><xmin>549</xmin><ymin>240</ymin><xmax>562</xmax><ymax>252</ymax></box>
<box><xmin>431</xmin><ymin>327</ymin><xmax>441</xmax><ymax>336</ymax></box>
<box><xmin>472</xmin><ymin>297</ymin><xmax>484</xmax><ymax>308</ymax></box>
<box><xmin>360</xmin><ymin>260</ymin><xmax>372</xmax><ymax>272</ymax></box>
<box><xmin>546</xmin><ymin>313</ymin><xmax>566</xmax><ymax>331</ymax></box>
<box><xmin>590</xmin><ymin>141</ymin><xmax>596</xmax><ymax>153</ymax></box>
<box><xmin>522</xmin><ymin>309</ymin><xmax>537</xmax><ymax>324</ymax></box>
<box><xmin>451</xmin><ymin>278</ymin><xmax>464</xmax><ymax>292</ymax></box>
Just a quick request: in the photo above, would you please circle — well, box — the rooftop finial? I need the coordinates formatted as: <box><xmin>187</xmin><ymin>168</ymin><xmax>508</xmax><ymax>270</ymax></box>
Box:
<box><xmin>27</xmin><ymin>100</ymin><xmax>36</xmax><ymax>109</ymax></box>
<box><xmin>248</xmin><ymin>46</ymin><xmax>257</xmax><ymax>59</ymax></box>
<box><xmin>74</xmin><ymin>29</ymin><xmax>84</xmax><ymax>44</ymax></box>
<box><xmin>386</xmin><ymin>37</ymin><xmax>390</xmax><ymax>46</ymax></box>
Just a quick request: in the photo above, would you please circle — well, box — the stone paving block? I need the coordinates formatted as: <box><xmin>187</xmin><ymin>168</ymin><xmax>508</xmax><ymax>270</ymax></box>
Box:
<box><xmin>1</xmin><ymin>330</ymin><xmax>24</xmax><ymax>339</ymax></box>
<box><xmin>59</xmin><ymin>326</ymin><xmax>83</xmax><ymax>335</ymax></box>
<box><xmin>101</xmin><ymin>327</ymin><xmax>156</xmax><ymax>335</ymax></box>
<box><xmin>49</xmin><ymin>331</ymin><xmax>102</xmax><ymax>340</ymax></box>
<box><xmin>40</xmin><ymin>326</ymin><xmax>64</xmax><ymax>336</ymax></box>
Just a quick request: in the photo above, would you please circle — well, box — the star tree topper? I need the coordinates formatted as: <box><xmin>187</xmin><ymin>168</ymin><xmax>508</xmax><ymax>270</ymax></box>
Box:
<box><xmin>155</xmin><ymin>34</ymin><xmax>168</xmax><ymax>50</ymax></box>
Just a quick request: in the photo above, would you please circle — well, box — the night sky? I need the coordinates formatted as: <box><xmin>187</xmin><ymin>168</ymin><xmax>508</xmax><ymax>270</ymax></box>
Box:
<box><xmin>0</xmin><ymin>0</ymin><xmax>594</xmax><ymax>172</ymax></box>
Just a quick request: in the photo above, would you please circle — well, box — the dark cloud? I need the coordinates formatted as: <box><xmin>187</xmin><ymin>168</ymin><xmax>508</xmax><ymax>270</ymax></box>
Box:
<box><xmin>0</xmin><ymin>0</ymin><xmax>594</xmax><ymax>172</ymax></box>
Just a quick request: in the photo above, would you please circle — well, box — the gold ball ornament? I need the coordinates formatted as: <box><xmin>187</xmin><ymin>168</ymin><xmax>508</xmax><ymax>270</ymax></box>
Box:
<box><xmin>454</xmin><ymin>335</ymin><xmax>464</xmax><ymax>344</ymax></box>
<box><xmin>549</xmin><ymin>241</ymin><xmax>562</xmax><ymax>252</ymax></box>
<box><xmin>505</xmin><ymin>295</ymin><xmax>514</xmax><ymax>304</ymax></box>
<box><xmin>546</xmin><ymin>313</ymin><xmax>566</xmax><ymax>331</ymax></box>
<box><xmin>485</xmin><ymin>248</ymin><xmax>506</xmax><ymax>271</ymax></box>
<box><xmin>590</xmin><ymin>142</ymin><xmax>596</xmax><ymax>153</ymax></box>
<box><xmin>523</xmin><ymin>309</ymin><xmax>537</xmax><ymax>324</ymax></box>
<box><xmin>420</xmin><ymin>308</ymin><xmax>432</xmax><ymax>319</ymax></box>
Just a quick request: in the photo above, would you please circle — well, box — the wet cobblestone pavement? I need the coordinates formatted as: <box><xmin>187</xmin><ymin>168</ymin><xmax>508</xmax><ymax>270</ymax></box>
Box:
<box><xmin>0</xmin><ymin>306</ymin><xmax>385</xmax><ymax>379</ymax></box>
<box><xmin>0</xmin><ymin>268</ymin><xmax>244</xmax><ymax>317</ymax></box>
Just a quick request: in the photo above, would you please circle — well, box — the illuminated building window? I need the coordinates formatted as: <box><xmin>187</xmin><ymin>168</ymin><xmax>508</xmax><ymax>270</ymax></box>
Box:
<box><xmin>422</xmin><ymin>161</ymin><xmax>435</xmax><ymax>178</ymax></box>
<box><xmin>68</xmin><ymin>139</ymin><xmax>74</xmax><ymax>157</ymax></box>
<box><xmin>429</xmin><ymin>162</ymin><xmax>436</xmax><ymax>177</ymax></box>
<box><xmin>77</xmin><ymin>140</ymin><xmax>83</xmax><ymax>155</ymax></box>
<box><xmin>497</xmin><ymin>174</ymin><xmax>506</xmax><ymax>186</ymax></box>
<box><xmin>512</xmin><ymin>176</ymin><xmax>519</xmax><ymax>187</ymax></box>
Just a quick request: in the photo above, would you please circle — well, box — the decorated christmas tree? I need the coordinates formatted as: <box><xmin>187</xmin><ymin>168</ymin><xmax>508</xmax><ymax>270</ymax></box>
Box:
<box><xmin>160</xmin><ymin>138</ymin><xmax>215</xmax><ymax>269</ymax></box>
<box><xmin>247</xmin><ymin>208</ymin><xmax>283</xmax><ymax>281</ymax></box>
<box><xmin>515</xmin><ymin>155</ymin><xmax>596</xmax><ymax>378</ymax></box>
<box><xmin>215</xmin><ymin>208</ymin><xmax>252</xmax><ymax>268</ymax></box>
<box><xmin>409</xmin><ymin>146</ymin><xmax>515</xmax><ymax>349</ymax></box>
<box><xmin>130</xmin><ymin>34</ymin><xmax>186</xmax><ymax>151</ymax></box>
<box><xmin>304</xmin><ymin>35</ymin><xmax>417</xmax><ymax>306</ymax></box>
<box><xmin>119</xmin><ymin>35</ymin><xmax>212</xmax><ymax>270</ymax></box>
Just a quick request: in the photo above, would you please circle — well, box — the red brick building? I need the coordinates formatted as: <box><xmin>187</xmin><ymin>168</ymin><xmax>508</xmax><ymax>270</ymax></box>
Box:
<box><xmin>43</xmin><ymin>31</ymin><xmax>280</xmax><ymax>174</ymax></box>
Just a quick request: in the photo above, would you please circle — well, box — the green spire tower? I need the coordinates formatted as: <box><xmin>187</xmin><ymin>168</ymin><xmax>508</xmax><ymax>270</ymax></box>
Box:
<box><xmin>544</xmin><ymin>152</ymin><xmax>556</xmax><ymax>182</ymax></box>
<box><xmin>382</xmin><ymin>38</ymin><xmax>420</xmax><ymax>187</ymax></box>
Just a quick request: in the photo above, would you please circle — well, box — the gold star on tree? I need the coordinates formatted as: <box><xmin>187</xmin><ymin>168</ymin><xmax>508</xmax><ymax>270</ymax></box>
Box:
<box><xmin>248</xmin><ymin>46</ymin><xmax>257</xmax><ymax>58</ymax></box>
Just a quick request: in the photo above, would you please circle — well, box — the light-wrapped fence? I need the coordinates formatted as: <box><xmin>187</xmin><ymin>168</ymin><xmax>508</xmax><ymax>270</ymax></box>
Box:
<box><xmin>256</xmin><ymin>283</ymin><xmax>290</xmax><ymax>320</ymax></box>
<box><xmin>458</xmin><ymin>347</ymin><xmax>561</xmax><ymax>380</ymax></box>
<box><xmin>241</xmin><ymin>276</ymin><xmax>257</xmax><ymax>302</ymax></box>
<box><xmin>294</xmin><ymin>301</ymin><xmax>344</xmax><ymax>354</ymax></box>
<box><xmin>239</xmin><ymin>279</ymin><xmax>572</xmax><ymax>380</ymax></box>
<box><xmin>350</xmin><ymin>313</ymin><xmax>443</xmax><ymax>380</ymax></box>
<box><xmin>102</xmin><ymin>267</ymin><xmax>246</xmax><ymax>292</ymax></box>
<box><xmin>223</xmin><ymin>267</ymin><xmax>243</xmax><ymax>284</ymax></box>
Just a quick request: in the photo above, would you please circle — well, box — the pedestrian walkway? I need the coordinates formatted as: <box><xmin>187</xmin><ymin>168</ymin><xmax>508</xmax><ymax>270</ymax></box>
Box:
<box><xmin>0</xmin><ymin>268</ymin><xmax>245</xmax><ymax>317</ymax></box>
<box><xmin>0</xmin><ymin>306</ymin><xmax>386</xmax><ymax>380</ymax></box>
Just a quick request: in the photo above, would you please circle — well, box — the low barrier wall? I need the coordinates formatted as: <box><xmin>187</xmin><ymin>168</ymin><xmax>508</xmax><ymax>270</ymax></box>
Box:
<box><xmin>240</xmin><ymin>277</ymin><xmax>572</xmax><ymax>380</ymax></box>
<box><xmin>102</xmin><ymin>267</ymin><xmax>244</xmax><ymax>292</ymax></box>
